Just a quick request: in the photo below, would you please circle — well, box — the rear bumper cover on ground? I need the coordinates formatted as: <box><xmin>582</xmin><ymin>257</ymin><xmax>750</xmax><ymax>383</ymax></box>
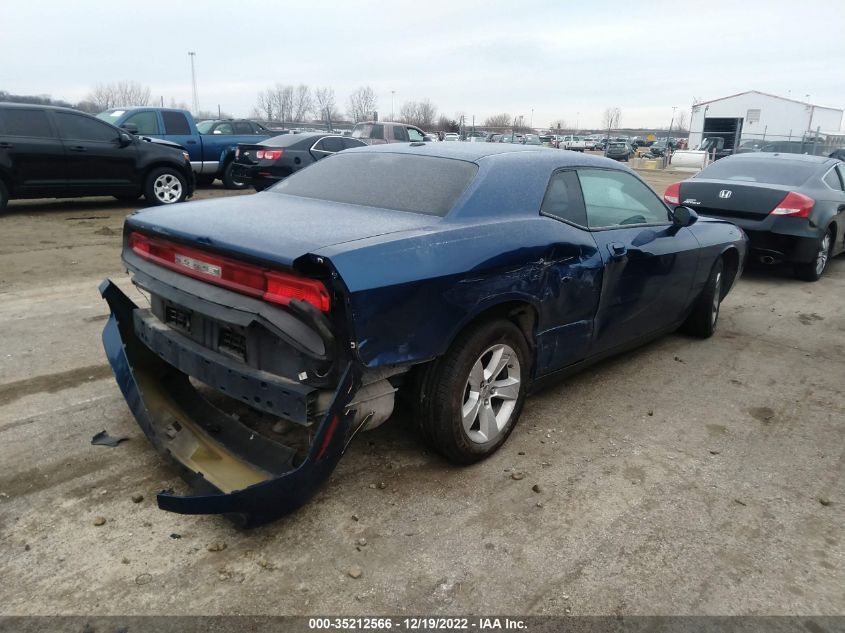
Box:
<box><xmin>99</xmin><ymin>279</ymin><xmax>360</xmax><ymax>526</ymax></box>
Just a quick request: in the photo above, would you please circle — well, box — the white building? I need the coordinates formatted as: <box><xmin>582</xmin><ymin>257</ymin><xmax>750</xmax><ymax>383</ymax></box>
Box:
<box><xmin>688</xmin><ymin>90</ymin><xmax>843</xmax><ymax>148</ymax></box>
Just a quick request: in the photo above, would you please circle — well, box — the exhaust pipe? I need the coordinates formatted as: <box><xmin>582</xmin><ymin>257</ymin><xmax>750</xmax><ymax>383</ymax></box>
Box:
<box><xmin>759</xmin><ymin>255</ymin><xmax>776</xmax><ymax>265</ymax></box>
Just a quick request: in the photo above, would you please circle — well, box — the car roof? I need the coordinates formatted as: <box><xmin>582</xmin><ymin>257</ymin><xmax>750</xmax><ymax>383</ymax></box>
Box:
<box><xmin>0</xmin><ymin>101</ymin><xmax>79</xmax><ymax>113</ymax></box>
<box><xmin>724</xmin><ymin>152</ymin><xmax>835</xmax><ymax>166</ymax></box>
<box><xmin>262</xmin><ymin>132</ymin><xmax>346</xmax><ymax>146</ymax></box>
<box><xmin>344</xmin><ymin>141</ymin><xmax>620</xmax><ymax>169</ymax></box>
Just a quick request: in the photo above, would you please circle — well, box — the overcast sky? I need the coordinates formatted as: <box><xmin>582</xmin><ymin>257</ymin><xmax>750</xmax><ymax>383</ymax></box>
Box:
<box><xmin>2</xmin><ymin>0</ymin><xmax>843</xmax><ymax>129</ymax></box>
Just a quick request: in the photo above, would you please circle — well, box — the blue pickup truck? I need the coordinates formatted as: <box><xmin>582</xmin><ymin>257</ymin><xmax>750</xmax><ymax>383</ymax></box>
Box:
<box><xmin>97</xmin><ymin>107</ymin><xmax>275</xmax><ymax>188</ymax></box>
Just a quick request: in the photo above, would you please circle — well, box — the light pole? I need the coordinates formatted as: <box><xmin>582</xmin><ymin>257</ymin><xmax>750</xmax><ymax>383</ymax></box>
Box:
<box><xmin>576</xmin><ymin>111</ymin><xmax>580</xmax><ymax>131</ymax></box>
<box><xmin>665</xmin><ymin>106</ymin><xmax>677</xmax><ymax>167</ymax></box>
<box><xmin>530</xmin><ymin>108</ymin><xmax>534</xmax><ymax>128</ymax></box>
<box><xmin>188</xmin><ymin>52</ymin><xmax>199</xmax><ymax>115</ymax></box>
<box><xmin>391</xmin><ymin>90</ymin><xmax>395</xmax><ymax>121</ymax></box>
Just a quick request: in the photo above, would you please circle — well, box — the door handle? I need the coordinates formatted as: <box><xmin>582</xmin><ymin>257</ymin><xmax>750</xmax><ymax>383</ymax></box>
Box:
<box><xmin>68</xmin><ymin>146</ymin><xmax>87</xmax><ymax>152</ymax></box>
<box><xmin>0</xmin><ymin>142</ymin><xmax>13</xmax><ymax>149</ymax></box>
<box><xmin>608</xmin><ymin>242</ymin><xmax>627</xmax><ymax>259</ymax></box>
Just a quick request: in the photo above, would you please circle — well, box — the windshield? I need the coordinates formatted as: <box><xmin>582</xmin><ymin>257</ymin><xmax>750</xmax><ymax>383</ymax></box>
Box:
<box><xmin>96</xmin><ymin>110</ymin><xmax>125</xmax><ymax>124</ymax></box>
<box><xmin>196</xmin><ymin>120</ymin><xmax>214</xmax><ymax>133</ymax></box>
<box><xmin>270</xmin><ymin>153</ymin><xmax>478</xmax><ymax>216</ymax></box>
<box><xmin>698</xmin><ymin>158</ymin><xmax>816</xmax><ymax>186</ymax></box>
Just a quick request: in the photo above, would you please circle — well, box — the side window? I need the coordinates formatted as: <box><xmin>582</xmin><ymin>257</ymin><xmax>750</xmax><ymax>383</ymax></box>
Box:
<box><xmin>123</xmin><ymin>111</ymin><xmax>159</xmax><ymax>135</ymax></box>
<box><xmin>311</xmin><ymin>139</ymin><xmax>325</xmax><ymax>151</ymax></box>
<box><xmin>578</xmin><ymin>169</ymin><xmax>669</xmax><ymax>228</ymax></box>
<box><xmin>407</xmin><ymin>127</ymin><xmax>425</xmax><ymax>142</ymax></box>
<box><xmin>320</xmin><ymin>137</ymin><xmax>345</xmax><ymax>153</ymax></box>
<box><xmin>234</xmin><ymin>122</ymin><xmax>253</xmax><ymax>134</ymax></box>
<box><xmin>213</xmin><ymin>122</ymin><xmax>234</xmax><ymax>135</ymax></box>
<box><xmin>55</xmin><ymin>113</ymin><xmax>118</xmax><ymax>142</ymax></box>
<box><xmin>2</xmin><ymin>109</ymin><xmax>55</xmax><ymax>138</ymax></box>
<box><xmin>837</xmin><ymin>165</ymin><xmax>845</xmax><ymax>190</ymax></box>
<box><xmin>370</xmin><ymin>124</ymin><xmax>384</xmax><ymax>140</ymax></box>
<box><xmin>162</xmin><ymin>111</ymin><xmax>191</xmax><ymax>135</ymax></box>
<box><xmin>823</xmin><ymin>167</ymin><xmax>843</xmax><ymax>191</ymax></box>
<box><xmin>540</xmin><ymin>171</ymin><xmax>587</xmax><ymax>226</ymax></box>
<box><xmin>342</xmin><ymin>137</ymin><xmax>365</xmax><ymax>149</ymax></box>
<box><xmin>392</xmin><ymin>126</ymin><xmax>408</xmax><ymax>142</ymax></box>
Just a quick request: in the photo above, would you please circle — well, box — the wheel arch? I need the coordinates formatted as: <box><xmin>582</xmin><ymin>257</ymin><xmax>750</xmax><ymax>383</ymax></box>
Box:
<box><xmin>719</xmin><ymin>246</ymin><xmax>741</xmax><ymax>295</ymax></box>
<box><xmin>444</xmin><ymin>297</ymin><xmax>540</xmax><ymax>358</ymax></box>
<box><xmin>142</xmin><ymin>160</ymin><xmax>190</xmax><ymax>184</ymax></box>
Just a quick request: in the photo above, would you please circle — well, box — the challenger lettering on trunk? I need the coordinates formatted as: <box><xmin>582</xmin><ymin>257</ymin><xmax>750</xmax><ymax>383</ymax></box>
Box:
<box><xmin>174</xmin><ymin>254</ymin><xmax>222</xmax><ymax>277</ymax></box>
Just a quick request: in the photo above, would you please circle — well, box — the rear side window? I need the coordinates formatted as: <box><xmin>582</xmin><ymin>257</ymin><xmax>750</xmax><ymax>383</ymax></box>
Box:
<box><xmin>162</xmin><ymin>111</ymin><xmax>191</xmax><ymax>135</ymax></box>
<box><xmin>1</xmin><ymin>109</ymin><xmax>54</xmax><ymax>138</ymax></box>
<box><xmin>320</xmin><ymin>137</ymin><xmax>345</xmax><ymax>153</ymax></box>
<box><xmin>823</xmin><ymin>167</ymin><xmax>843</xmax><ymax>191</ymax></box>
<box><xmin>234</xmin><ymin>122</ymin><xmax>253</xmax><ymax>134</ymax></box>
<box><xmin>55</xmin><ymin>112</ymin><xmax>118</xmax><ymax>142</ymax></box>
<box><xmin>698</xmin><ymin>158</ymin><xmax>816</xmax><ymax>186</ymax></box>
<box><xmin>392</xmin><ymin>126</ymin><xmax>408</xmax><ymax>141</ymax></box>
<box><xmin>541</xmin><ymin>171</ymin><xmax>587</xmax><ymax>226</ymax></box>
<box><xmin>342</xmin><ymin>137</ymin><xmax>366</xmax><ymax>150</ymax></box>
<box><xmin>272</xmin><ymin>153</ymin><xmax>478</xmax><ymax>216</ymax></box>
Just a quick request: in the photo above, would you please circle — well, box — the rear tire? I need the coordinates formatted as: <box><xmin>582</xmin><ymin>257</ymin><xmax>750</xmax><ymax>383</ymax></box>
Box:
<box><xmin>681</xmin><ymin>258</ymin><xmax>724</xmax><ymax>338</ymax></box>
<box><xmin>222</xmin><ymin>161</ymin><xmax>247</xmax><ymax>190</ymax></box>
<box><xmin>144</xmin><ymin>167</ymin><xmax>188</xmax><ymax>205</ymax></box>
<box><xmin>0</xmin><ymin>179</ymin><xmax>8</xmax><ymax>212</ymax></box>
<box><xmin>413</xmin><ymin>319</ymin><xmax>531</xmax><ymax>464</ymax></box>
<box><xmin>794</xmin><ymin>228</ymin><xmax>832</xmax><ymax>282</ymax></box>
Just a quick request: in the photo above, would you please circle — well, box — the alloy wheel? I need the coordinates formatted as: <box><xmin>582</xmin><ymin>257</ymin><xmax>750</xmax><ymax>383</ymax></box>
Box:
<box><xmin>153</xmin><ymin>173</ymin><xmax>183</xmax><ymax>204</ymax></box>
<box><xmin>461</xmin><ymin>344</ymin><xmax>521</xmax><ymax>444</ymax></box>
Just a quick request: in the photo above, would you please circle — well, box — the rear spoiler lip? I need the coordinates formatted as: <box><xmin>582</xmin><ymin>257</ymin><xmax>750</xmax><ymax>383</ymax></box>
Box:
<box><xmin>99</xmin><ymin>279</ymin><xmax>361</xmax><ymax>527</ymax></box>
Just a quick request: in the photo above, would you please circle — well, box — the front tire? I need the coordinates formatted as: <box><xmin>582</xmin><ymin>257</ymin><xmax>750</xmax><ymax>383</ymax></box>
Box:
<box><xmin>144</xmin><ymin>167</ymin><xmax>188</xmax><ymax>205</ymax></box>
<box><xmin>680</xmin><ymin>258</ymin><xmax>724</xmax><ymax>338</ymax></box>
<box><xmin>222</xmin><ymin>161</ymin><xmax>247</xmax><ymax>190</ymax></box>
<box><xmin>414</xmin><ymin>319</ymin><xmax>530</xmax><ymax>464</ymax></box>
<box><xmin>794</xmin><ymin>228</ymin><xmax>832</xmax><ymax>281</ymax></box>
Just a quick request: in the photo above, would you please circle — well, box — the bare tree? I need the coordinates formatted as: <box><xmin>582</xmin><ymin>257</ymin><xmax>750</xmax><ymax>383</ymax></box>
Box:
<box><xmin>86</xmin><ymin>81</ymin><xmax>151</xmax><ymax>110</ymax></box>
<box><xmin>602</xmin><ymin>107</ymin><xmax>622</xmax><ymax>130</ymax></box>
<box><xmin>550</xmin><ymin>119</ymin><xmax>568</xmax><ymax>132</ymax></box>
<box><xmin>169</xmin><ymin>97</ymin><xmax>190</xmax><ymax>110</ymax></box>
<box><xmin>292</xmin><ymin>84</ymin><xmax>312</xmax><ymax>122</ymax></box>
<box><xmin>674</xmin><ymin>110</ymin><xmax>689</xmax><ymax>133</ymax></box>
<box><xmin>483</xmin><ymin>113</ymin><xmax>512</xmax><ymax>128</ymax></box>
<box><xmin>272</xmin><ymin>84</ymin><xmax>294</xmax><ymax>123</ymax></box>
<box><xmin>346</xmin><ymin>86</ymin><xmax>377</xmax><ymax>122</ymax></box>
<box><xmin>255</xmin><ymin>88</ymin><xmax>275</xmax><ymax>120</ymax></box>
<box><xmin>398</xmin><ymin>99</ymin><xmax>438</xmax><ymax>129</ymax></box>
<box><xmin>314</xmin><ymin>87</ymin><xmax>339</xmax><ymax>121</ymax></box>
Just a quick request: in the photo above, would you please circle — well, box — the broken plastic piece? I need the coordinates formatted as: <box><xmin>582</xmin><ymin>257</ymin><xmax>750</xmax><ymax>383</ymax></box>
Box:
<box><xmin>91</xmin><ymin>430</ymin><xmax>129</xmax><ymax>447</ymax></box>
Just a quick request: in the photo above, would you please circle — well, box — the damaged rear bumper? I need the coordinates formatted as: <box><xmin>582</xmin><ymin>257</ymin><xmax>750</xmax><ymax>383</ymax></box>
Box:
<box><xmin>99</xmin><ymin>279</ymin><xmax>360</xmax><ymax>526</ymax></box>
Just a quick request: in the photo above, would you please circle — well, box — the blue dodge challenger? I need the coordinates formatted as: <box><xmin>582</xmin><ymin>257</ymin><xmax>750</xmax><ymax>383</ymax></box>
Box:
<box><xmin>100</xmin><ymin>143</ymin><xmax>747</xmax><ymax>525</ymax></box>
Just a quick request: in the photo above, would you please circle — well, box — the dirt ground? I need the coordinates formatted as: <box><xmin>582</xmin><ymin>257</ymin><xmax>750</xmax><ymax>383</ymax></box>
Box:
<box><xmin>0</xmin><ymin>173</ymin><xmax>842</xmax><ymax>616</ymax></box>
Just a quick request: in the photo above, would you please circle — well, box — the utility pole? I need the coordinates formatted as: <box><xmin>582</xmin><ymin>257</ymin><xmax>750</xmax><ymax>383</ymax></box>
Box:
<box><xmin>665</xmin><ymin>106</ymin><xmax>677</xmax><ymax>167</ymax></box>
<box><xmin>188</xmin><ymin>52</ymin><xmax>199</xmax><ymax>115</ymax></box>
<box><xmin>391</xmin><ymin>90</ymin><xmax>395</xmax><ymax>121</ymax></box>
<box><xmin>530</xmin><ymin>108</ymin><xmax>534</xmax><ymax>128</ymax></box>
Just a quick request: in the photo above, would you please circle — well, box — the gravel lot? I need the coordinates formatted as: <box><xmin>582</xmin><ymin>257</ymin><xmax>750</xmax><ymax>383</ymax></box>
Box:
<box><xmin>0</xmin><ymin>173</ymin><xmax>842</xmax><ymax>616</ymax></box>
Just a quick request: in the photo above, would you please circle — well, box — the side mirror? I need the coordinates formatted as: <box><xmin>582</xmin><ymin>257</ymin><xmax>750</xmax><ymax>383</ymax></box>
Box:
<box><xmin>118</xmin><ymin>132</ymin><xmax>133</xmax><ymax>147</ymax></box>
<box><xmin>671</xmin><ymin>205</ymin><xmax>698</xmax><ymax>227</ymax></box>
<box><xmin>120</xmin><ymin>123</ymin><xmax>139</xmax><ymax>135</ymax></box>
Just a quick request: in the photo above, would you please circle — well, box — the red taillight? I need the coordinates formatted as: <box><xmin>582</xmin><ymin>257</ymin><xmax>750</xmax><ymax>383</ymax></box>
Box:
<box><xmin>128</xmin><ymin>232</ymin><xmax>330</xmax><ymax>312</ymax></box>
<box><xmin>770</xmin><ymin>191</ymin><xmax>814</xmax><ymax>218</ymax></box>
<box><xmin>256</xmin><ymin>149</ymin><xmax>283</xmax><ymax>160</ymax></box>
<box><xmin>664</xmin><ymin>181</ymin><xmax>681</xmax><ymax>205</ymax></box>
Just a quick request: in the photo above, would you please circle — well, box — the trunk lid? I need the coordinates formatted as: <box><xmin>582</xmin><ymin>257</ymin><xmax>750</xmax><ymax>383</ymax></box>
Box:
<box><xmin>126</xmin><ymin>192</ymin><xmax>437</xmax><ymax>268</ymax></box>
<box><xmin>679</xmin><ymin>180</ymin><xmax>790</xmax><ymax>220</ymax></box>
<box><xmin>234</xmin><ymin>144</ymin><xmax>267</xmax><ymax>166</ymax></box>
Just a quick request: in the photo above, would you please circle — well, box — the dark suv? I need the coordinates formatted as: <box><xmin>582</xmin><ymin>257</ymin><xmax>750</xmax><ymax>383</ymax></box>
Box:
<box><xmin>0</xmin><ymin>102</ymin><xmax>194</xmax><ymax>211</ymax></box>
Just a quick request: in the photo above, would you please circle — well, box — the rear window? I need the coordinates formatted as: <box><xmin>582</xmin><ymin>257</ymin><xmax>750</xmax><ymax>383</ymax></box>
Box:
<box><xmin>699</xmin><ymin>158</ymin><xmax>817</xmax><ymax>186</ymax></box>
<box><xmin>270</xmin><ymin>152</ymin><xmax>478</xmax><ymax>216</ymax></box>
